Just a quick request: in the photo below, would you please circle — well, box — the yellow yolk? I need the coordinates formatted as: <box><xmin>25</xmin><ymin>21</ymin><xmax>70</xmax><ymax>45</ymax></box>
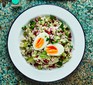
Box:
<box><xmin>35</xmin><ymin>38</ymin><xmax>44</xmax><ymax>48</ymax></box>
<box><xmin>46</xmin><ymin>45</ymin><xmax>58</xmax><ymax>55</ymax></box>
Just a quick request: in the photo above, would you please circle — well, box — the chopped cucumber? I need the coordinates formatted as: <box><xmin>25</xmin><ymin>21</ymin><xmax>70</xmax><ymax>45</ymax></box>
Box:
<box><xmin>40</xmin><ymin>51</ymin><xmax>47</xmax><ymax>59</ymax></box>
<box><xmin>25</xmin><ymin>57</ymin><xmax>34</xmax><ymax>63</ymax></box>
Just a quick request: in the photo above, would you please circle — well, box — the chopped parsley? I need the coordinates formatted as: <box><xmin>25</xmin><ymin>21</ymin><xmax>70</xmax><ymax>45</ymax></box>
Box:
<box><xmin>60</xmin><ymin>23</ymin><xmax>64</xmax><ymax>30</ymax></box>
<box><xmin>22</xmin><ymin>26</ymin><xmax>27</xmax><ymax>30</ymax></box>
<box><xmin>46</xmin><ymin>38</ymin><xmax>50</xmax><ymax>41</ymax></box>
<box><xmin>50</xmin><ymin>15</ymin><xmax>56</xmax><ymax>20</ymax></box>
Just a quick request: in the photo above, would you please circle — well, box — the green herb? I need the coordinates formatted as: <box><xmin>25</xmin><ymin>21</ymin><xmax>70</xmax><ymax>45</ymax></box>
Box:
<box><xmin>30</xmin><ymin>25</ymin><xmax>34</xmax><ymax>29</ymax></box>
<box><xmin>57</xmin><ymin>61</ymin><xmax>62</xmax><ymax>66</ymax></box>
<box><xmin>60</xmin><ymin>23</ymin><xmax>64</xmax><ymax>30</ymax></box>
<box><xmin>50</xmin><ymin>15</ymin><xmax>56</xmax><ymax>20</ymax></box>
<box><xmin>30</xmin><ymin>21</ymin><xmax>36</xmax><ymax>26</ymax></box>
<box><xmin>22</xmin><ymin>26</ymin><xmax>27</xmax><ymax>30</ymax></box>
<box><xmin>29</xmin><ymin>21</ymin><xmax>36</xmax><ymax>29</ymax></box>
<box><xmin>51</xmin><ymin>41</ymin><xmax>55</xmax><ymax>44</ymax></box>
<box><xmin>65</xmin><ymin>31</ymin><xmax>69</xmax><ymax>36</ymax></box>
<box><xmin>46</xmin><ymin>38</ymin><xmax>50</xmax><ymax>41</ymax></box>
<box><xmin>38</xmin><ymin>17</ymin><xmax>42</xmax><ymax>21</ymax></box>
<box><xmin>66</xmin><ymin>27</ymin><xmax>70</xmax><ymax>30</ymax></box>
<box><xmin>70</xmin><ymin>45</ymin><xmax>73</xmax><ymax>49</ymax></box>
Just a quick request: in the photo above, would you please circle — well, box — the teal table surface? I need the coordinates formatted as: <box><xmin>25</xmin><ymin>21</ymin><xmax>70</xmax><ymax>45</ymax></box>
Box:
<box><xmin>0</xmin><ymin>0</ymin><xmax>93</xmax><ymax>85</ymax></box>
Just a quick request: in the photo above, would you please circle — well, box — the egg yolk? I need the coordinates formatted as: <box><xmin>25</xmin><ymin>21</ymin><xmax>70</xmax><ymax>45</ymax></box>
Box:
<box><xmin>46</xmin><ymin>45</ymin><xmax>58</xmax><ymax>54</ymax></box>
<box><xmin>35</xmin><ymin>38</ymin><xmax>44</xmax><ymax>48</ymax></box>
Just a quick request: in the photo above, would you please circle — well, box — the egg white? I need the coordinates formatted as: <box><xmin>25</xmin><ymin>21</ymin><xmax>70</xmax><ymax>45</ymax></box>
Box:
<box><xmin>33</xmin><ymin>32</ymin><xmax>49</xmax><ymax>50</ymax></box>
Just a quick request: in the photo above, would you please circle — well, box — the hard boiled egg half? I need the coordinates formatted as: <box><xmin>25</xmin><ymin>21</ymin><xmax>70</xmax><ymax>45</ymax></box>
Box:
<box><xmin>33</xmin><ymin>32</ymin><xmax>49</xmax><ymax>50</ymax></box>
<box><xmin>45</xmin><ymin>43</ymin><xmax>64</xmax><ymax>56</ymax></box>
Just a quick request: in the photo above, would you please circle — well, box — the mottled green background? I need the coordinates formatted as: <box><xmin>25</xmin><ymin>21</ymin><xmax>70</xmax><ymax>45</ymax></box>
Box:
<box><xmin>0</xmin><ymin>0</ymin><xmax>93</xmax><ymax>85</ymax></box>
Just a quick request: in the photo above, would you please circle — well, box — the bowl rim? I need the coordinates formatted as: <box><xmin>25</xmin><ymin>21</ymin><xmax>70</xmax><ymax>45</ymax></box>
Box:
<box><xmin>7</xmin><ymin>4</ymin><xmax>86</xmax><ymax>83</ymax></box>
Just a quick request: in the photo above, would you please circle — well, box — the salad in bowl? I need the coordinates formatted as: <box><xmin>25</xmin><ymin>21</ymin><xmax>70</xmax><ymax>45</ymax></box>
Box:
<box><xmin>20</xmin><ymin>15</ymin><xmax>73</xmax><ymax>70</ymax></box>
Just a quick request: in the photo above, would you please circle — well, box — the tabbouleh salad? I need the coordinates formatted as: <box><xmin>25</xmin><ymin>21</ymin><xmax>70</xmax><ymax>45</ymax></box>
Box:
<box><xmin>20</xmin><ymin>15</ymin><xmax>73</xmax><ymax>70</ymax></box>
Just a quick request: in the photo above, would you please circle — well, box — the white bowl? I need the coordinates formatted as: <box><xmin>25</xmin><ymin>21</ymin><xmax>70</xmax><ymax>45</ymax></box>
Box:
<box><xmin>8</xmin><ymin>5</ymin><xmax>85</xmax><ymax>82</ymax></box>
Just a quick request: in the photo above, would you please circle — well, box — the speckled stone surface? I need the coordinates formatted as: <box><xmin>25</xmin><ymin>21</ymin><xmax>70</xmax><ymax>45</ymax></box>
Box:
<box><xmin>0</xmin><ymin>0</ymin><xmax>93</xmax><ymax>85</ymax></box>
